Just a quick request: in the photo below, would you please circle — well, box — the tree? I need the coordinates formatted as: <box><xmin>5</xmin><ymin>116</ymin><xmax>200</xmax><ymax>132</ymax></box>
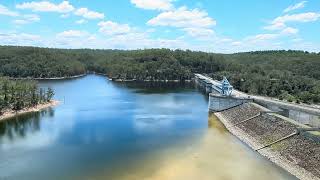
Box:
<box><xmin>0</xmin><ymin>98</ymin><xmax>5</xmax><ymax>115</ymax></box>
<box><xmin>46</xmin><ymin>88</ymin><xmax>54</xmax><ymax>102</ymax></box>
<box><xmin>39</xmin><ymin>88</ymin><xmax>45</xmax><ymax>103</ymax></box>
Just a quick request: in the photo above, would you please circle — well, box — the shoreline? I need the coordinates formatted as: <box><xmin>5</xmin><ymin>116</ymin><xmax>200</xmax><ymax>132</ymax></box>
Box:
<box><xmin>111</xmin><ymin>78</ymin><xmax>193</xmax><ymax>82</ymax></box>
<box><xmin>0</xmin><ymin>100</ymin><xmax>60</xmax><ymax>122</ymax></box>
<box><xmin>9</xmin><ymin>73</ymin><xmax>194</xmax><ymax>83</ymax></box>
<box><xmin>10</xmin><ymin>74</ymin><xmax>87</xmax><ymax>80</ymax></box>
<box><xmin>214</xmin><ymin>108</ymin><xmax>319</xmax><ymax>180</ymax></box>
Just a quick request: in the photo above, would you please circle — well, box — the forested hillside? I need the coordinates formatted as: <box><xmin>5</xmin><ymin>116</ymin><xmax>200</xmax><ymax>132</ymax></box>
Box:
<box><xmin>0</xmin><ymin>46</ymin><xmax>319</xmax><ymax>104</ymax></box>
<box><xmin>211</xmin><ymin>51</ymin><xmax>320</xmax><ymax>104</ymax></box>
<box><xmin>0</xmin><ymin>77</ymin><xmax>54</xmax><ymax>115</ymax></box>
<box><xmin>0</xmin><ymin>46</ymin><xmax>86</xmax><ymax>78</ymax></box>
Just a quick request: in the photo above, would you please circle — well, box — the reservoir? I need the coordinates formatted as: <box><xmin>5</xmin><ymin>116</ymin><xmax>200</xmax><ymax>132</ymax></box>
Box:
<box><xmin>0</xmin><ymin>75</ymin><xmax>296</xmax><ymax>180</ymax></box>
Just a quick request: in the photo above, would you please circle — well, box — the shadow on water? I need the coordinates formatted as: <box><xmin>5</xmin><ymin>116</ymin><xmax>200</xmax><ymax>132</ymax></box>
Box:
<box><xmin>112</xmin><ymin>80</ymin><xmax>209</xmax><ymax>104</ymax></box>
<box><xmin>0</xmin><ymin>108</ymin><xmax>55</xmax><ymax>140</ymax></box>
<box><xmin>112</xmin><ymin>81</ymin><xmax>196</xmax><ymax>94</ymax></box>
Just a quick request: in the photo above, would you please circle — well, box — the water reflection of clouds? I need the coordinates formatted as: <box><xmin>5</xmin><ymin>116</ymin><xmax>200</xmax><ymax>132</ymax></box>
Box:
<box><xmin>0</xmin><ymin>109</ymin><xmax>76</xmax><ymax>151</ymax></box>
<box><xmin>133</xmin><ymin>94</ymin><xmax>203</xmax><ymax>134</ymax></box>
<box><xmin>81</xmin><ymin>126</ymin><xmax>113</xmax><ymax>145</ymax></box>
<box><xmin>134</xmin><ymin>115</ymin><xmax>175</xmax><ymax>133</ymax></box>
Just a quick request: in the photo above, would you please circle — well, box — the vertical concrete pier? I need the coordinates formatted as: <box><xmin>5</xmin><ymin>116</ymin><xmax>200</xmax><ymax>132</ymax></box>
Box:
<box><xmin>205</xmin><ymin>81</ymin><xmax>213</xmax><ymax>94</ymax></box>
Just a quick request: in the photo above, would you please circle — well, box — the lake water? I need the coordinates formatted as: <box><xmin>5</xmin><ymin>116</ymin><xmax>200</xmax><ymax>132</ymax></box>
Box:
<box><xmin>0</xmin><ymin>75</ymin><xmax>296</xmax><ymax>180</ymax></box>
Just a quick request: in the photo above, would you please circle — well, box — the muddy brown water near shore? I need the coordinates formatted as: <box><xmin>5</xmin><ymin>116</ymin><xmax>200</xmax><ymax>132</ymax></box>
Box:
<box><xmin>0</xmin><ymin>75</ymin><xmax>296</xmax><ymax>180</ymax></box>
<box><xmin>89</xmin><ymin>115</ymin><xmax>297</xmax><ymax>180</ymax></box>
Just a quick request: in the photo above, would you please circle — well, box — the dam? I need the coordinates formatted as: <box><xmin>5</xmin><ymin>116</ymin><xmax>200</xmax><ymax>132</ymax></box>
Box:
<box><xmin>195</xmin><ymin>74</ymin><xmax>320</xmax><ymax>180</ymax></box>
<box><xmin>195</xmin><ymin>73</ymin><xmax>320</xmax><ymax>128</ymax></box>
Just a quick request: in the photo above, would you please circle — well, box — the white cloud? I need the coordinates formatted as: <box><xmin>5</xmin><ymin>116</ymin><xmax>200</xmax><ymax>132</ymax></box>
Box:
<box><xmin>13</xmin><ymin>14</ymin><xmax>40</xmax><ymax>25</ymax></box>
<box><xmin>54</xmin><ymin>31</ymin><xmax>101</xmax><ymax>48</ymax></box>
<box><xmin>96</xmin><ymin>20</ymin><xmax>187</xmax><ymax>50</ymax></box>
<box><xmin>146</xmin><ymin>28</ymin><xmax>156</xmax><ymax>33</ymax></box>
<box><xmin>0</xmin><ymin>4</ymin><xmax>19</xmax><ymax>16</ymax></box>
<box><xmin>281</xmin><ymin>27</ymin><xmax>299</xmax><ymax>35</ymax></box>
<box><xmin>264</xmin><ymin>22</ymin><xmax>286</xmax><ymax>30</ymax></box>
<box><xmin>24</xmin><ymin>14</ymin><xmax>40</xmax><ymax>21</ymax></box>
<box><xmin>230</xmin><ymin>27</ymin><xmax>300</xmax><ymax>52</ymax></box>
<box><xmin>76</xmin><ymin>19</ymin><xmax>88</xmax><ymax>24</ymax></box>
<box><xmin>147</xmin><ymin>6</ymin><xmax>216</xmax><ymax>39</ymax></box>
<box><xmin>220</xmin><ymin>38</ymin><xmax>233</xmax><ymax>43</ymax></box>
<box><xmin>131</xmin><ymin>0</ymin><xmax>174</xmax><ymax>11</ymax></box>
<box><xmin>292</xmin><ymin>38</ymin><xmax>303</xmax><ymax>42</ymax></box>
<box><xmin>98</xmin><ymin>21</ymin><xmax>131</xmax><ymax>36</ymax></box>
<box><xmin>74</xmin><ymin>8</ymin><xmax>104</xmax><ymax>19</ymax></box>
<box><xmin>283</xmin><ymin>1</ymin><xmax>307</xmax><ymax>13</ymax></box>
<box><xmin>264</xmin><ymin>12</ymin><xmax>320</xmax><ymax>33</ymax></box>
<box><xmin>182</xmin><ymin>28</ymin><xmax>214</xmax><ymax>38</ymax></box>
<box><xmin>148</xmin><ymin>7</ymin><xmax>216</xmax><ymax>28</ymax></box>
<box><xmin>13</xmin><ymin>20</ymin><xmax>29</xmax><ymax>25</ymax></box>
<box><xmin>273</xmin><ymin>12</ymin><xmax>320</xmax><ymax>24</ymax></box>
<box><xmin>16</xmin><ymin>1</ymin><xmax>74</xmax><ymax>13</ymax></box>
<box><xmin>56</xmin><ymin>30</ymin><xmax>89</xmax><ymax>38</ymax></box>
<box><xmin>107</xmin><ymin>35</ymin><xmax>186</xmax><ymax>50</ymax></box>
<box><xmin>60</xmin><ymin>14</ymin><xmax>70</xmax><ymax>18</ymax></box>
<box><xmin>247</xmin><ymin>33</ymin><xmax>279</xmax><ymax>42</ymax></box>
<box><xmin>87</xmin><ymin>35</ymin><xmax>97</xmax><ymax>41</ymax></box>
<box><xmin>231</xmin><ymin>41</ymin><xmax>242</xmax><ymax>46</ymax></box>
<box><xmin>0</xmin><ymin>4</ymin><xmax>39</xmax><ymax>25</ymax></box>
<box><xmin>0</xmin><ymin>32</ymin><xmax>41</xmax><ymax>46</ymax></box>
<box><xmin>52</xmin><ymin>28</ymin><xmax>185</xmax><ymax>50</ymax></box>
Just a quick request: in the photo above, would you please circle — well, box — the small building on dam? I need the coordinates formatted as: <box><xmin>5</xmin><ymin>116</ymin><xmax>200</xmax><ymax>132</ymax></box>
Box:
<box><xmin>195</xmin><ymin>74</ymin><xmax>252</xmax><ymax>112</ymax></box>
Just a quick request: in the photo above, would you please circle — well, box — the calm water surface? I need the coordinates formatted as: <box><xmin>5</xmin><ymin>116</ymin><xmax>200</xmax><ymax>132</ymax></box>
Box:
<box><xmin>0</xmin><ymin>75</ymin><xmax>296</xmax><ymax>180</ymax></box>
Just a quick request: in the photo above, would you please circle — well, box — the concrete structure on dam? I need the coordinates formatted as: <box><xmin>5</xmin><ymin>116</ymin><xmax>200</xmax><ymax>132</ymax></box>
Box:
<box><xmin>196</xmin><ymin>73</ymin><xmax>320</xmax><ymax>179</ymax></box>
<box><xmin>195</xmin><ymin>74</ymin><xmax>252</xmax><ymax>112</ymax></box>
<box><xmin>195</xmin><ymin>74</ymin><xmax>320</xmax><ymax>127</ymax></box>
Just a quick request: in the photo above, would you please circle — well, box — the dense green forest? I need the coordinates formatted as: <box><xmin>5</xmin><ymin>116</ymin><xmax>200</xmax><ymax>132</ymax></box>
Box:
<box><xmin>0</xmin><ymin>46</ymin><xmax>319</xmax><ymax>104</ymax></box>
<box><xmin>0</xmin><ymin>77</ymin><xmax>54</xmax><ymax>115</ymax></box>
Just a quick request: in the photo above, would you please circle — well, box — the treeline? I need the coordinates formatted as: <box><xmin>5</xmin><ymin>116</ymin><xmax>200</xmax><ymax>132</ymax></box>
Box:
<box><xmin>210</xmin><ymin>51</ymin><xmax>320</xmax><ymax>104</ymax></box>
<box><xmin>0</xmin><ymin>77</ymin><xmax>54</xmax><ymax>115</ymax></box>
<box><xmin>0</xmin><ymin>46</ymin><xmax>86</xmax><ymax>78</ymax></box>
<box><xmin>0</xmin><ymin>46</ymin><xmax>319</xmax><ymax>104</ymax></box>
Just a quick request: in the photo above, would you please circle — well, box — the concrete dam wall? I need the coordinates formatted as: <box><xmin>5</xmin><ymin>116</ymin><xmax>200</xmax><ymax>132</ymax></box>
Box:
<box><xmin>194</xmin><ymin>74</ymin><xmax>320</xmax><ymax>180</ymax></box>
<box><xmin>195</xmin><ymin>73</ymin><xmax>320</xmax><ymax>127</ymax></box>
<box><xmin>254</xmin><ymin>97</ymin><xmax>320</xmax><ymax>127</ymax></box>
<box><xmin>215</xmin><ymin>103</ymin><xmax>320</xmax><ymax>180</ymax></box>
<box><xmin>208</xmin><ymin>94</ymin><xmax>252</xmax><ymax>112</ymax></box>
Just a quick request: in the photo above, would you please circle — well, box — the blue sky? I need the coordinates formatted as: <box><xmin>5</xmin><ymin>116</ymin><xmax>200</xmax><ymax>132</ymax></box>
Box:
<box><xmin>0</xmin><ymin>0</ymin><xmax>319</xmax><ymax>53</ymax></box>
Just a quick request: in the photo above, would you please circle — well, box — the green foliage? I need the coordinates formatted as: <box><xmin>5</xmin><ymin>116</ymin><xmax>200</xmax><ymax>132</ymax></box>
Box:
<box><xmin>279</xmin><ymin>91</ymin><xmax>296</xmax><ymax>102</ymax></box>
<box><xmin>0</xmin><ymin>77</ymin><xmax>54</xmax><ymax>113</ymax></box>
<box><xmin>46</xmin><ymin>87</ymin><xmax>54</xmax><ymax>102</ymax></box>
<box><xmin>0</xmin><ymin>46</ymin><xmax>86</xmax><ymax>78</ymax></box>
<box><xmin>0</xmin><ymin>46</ymin><xmax>319</xmax><ymax>104</ymax></box>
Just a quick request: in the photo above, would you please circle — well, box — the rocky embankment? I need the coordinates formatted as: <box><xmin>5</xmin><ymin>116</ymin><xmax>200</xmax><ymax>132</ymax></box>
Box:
<box><xmin>215</xmin><ymin>103</ymin><xmax>320</xmax><ymax>180</ymax></box>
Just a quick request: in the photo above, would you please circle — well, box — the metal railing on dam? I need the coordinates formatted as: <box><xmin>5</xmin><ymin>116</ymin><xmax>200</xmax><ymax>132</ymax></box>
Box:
<box><xmin>194</xmin><ymin>74</ymin><xmax>320</xmax><ymax>127</ymax></box>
